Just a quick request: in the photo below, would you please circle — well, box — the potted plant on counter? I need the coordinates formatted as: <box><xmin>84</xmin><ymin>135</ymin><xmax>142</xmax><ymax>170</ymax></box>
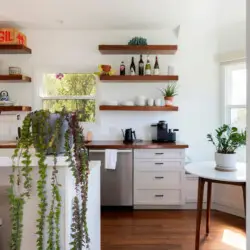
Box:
<box><xmin>207</xmin><ymin>124</ymin><xmax>246</xmax><ymax>171</ymax></box>
<box><xmin>159</xmin><ymin>82</ymin><xmax>178</xmax><ymax>106</ymax></box>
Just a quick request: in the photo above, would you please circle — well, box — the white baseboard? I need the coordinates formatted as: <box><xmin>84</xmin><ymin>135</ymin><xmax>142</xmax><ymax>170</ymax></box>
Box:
<box><xmin>212</xmin><ymin>202</ymin><xmax>245</xmax><ymax>218</ymax></box>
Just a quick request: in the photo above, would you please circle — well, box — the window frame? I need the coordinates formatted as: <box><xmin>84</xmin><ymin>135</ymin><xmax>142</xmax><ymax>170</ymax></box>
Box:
<box><xmin>221</xmin><ymin>60</ymin><xmax>246</xmax><ymax>125</ymax></box>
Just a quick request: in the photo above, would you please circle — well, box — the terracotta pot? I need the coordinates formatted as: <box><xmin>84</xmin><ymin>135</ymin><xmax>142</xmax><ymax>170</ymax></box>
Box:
<box><xmin>101</xmin><ymin>64</ymin><xmax>111</xmax><ymax>73</ymax></box>
<box><xmin>164</xmin><ymin>96</ymin><xmax>174</xmax><ymax>106</ymax></box>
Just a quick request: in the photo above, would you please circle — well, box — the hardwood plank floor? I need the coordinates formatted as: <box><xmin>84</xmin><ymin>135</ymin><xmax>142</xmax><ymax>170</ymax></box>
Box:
<box><xmin>101</xmin><ymin>210</ymin><xmax>245</xmax><ymax>250</ymax></box>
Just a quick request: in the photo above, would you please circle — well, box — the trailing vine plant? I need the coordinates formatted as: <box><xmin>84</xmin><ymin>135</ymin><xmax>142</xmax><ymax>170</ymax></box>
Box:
<box><xmin>9</xmin><ymin>109</ymin><xmax>89</xmax><ymax>250</ymax></box>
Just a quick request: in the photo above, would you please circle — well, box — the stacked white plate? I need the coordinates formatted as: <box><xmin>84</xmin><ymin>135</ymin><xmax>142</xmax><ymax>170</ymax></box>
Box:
<box><xmin>0</xmin><ymin>101</ymin><xmax>14</xmax><ymax>106</ymax></box>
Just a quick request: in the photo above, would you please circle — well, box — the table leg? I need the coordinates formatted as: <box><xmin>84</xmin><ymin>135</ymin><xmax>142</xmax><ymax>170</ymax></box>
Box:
<box><xmin>242</xmin><ymin>183</ymin><xmax>246</xmax><ymax>216</ymax></box>
<box><xmin>206</xmin><ymin>181</ymin><xmax>212</xmax><ymax>236</ymax></box>
<box><xmin>195</xmin><ymin>177</ymin><xmax>205</xmax><ymax>250</ymax></box>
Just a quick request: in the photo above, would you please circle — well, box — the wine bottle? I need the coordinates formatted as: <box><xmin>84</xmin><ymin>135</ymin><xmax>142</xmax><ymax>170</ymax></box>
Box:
<box><xmin>145</xmin><ymin>56</ymin><xmax>151</xmax><ymax>75</ymax></box>
<box><xmin>130</xmin><ymin>57</ymin><xmax>136</xmax><ymax>75</ymax></box>
<box><xmin>120</xmin><ymin>61</ymin><xmax>126</xmax><ymax>75</ymax></box>
<box><xmin>153</xmin><ymin>56</ymin><xmax>160</xmax><ymax>75</ymax></box>
<box><xmin>138</xmin><ymin>55</ymin><xmax>144</xmax><ymax>75</ymax></box>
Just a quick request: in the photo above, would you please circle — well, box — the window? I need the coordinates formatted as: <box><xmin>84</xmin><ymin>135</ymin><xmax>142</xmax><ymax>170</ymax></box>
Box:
<box><xmin>41</xmin><ymin>73</ymin><xmax>96</xmax><ymax>122</ymax></box>
<box><xmin>223</xmin><ymin>61</ymin><xmax>246</xmax><ymax>129</ymax></box>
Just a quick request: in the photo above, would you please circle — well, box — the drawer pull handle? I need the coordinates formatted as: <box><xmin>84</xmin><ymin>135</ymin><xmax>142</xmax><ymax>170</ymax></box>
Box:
<box><xmin>155</xmin><ymin>194</ymin><xmax>164</xmax><ymax>198</ymax></box>
<box><xmin>155</xmin><ymin>153</ymin><xmax>164</xmax><ymax>155</ymax></box>
<box><xmin>155</xmin><ymin>162</ymin><xmax>163</xmax><ymax>165</ymax></box>
<box><xmin>155</xmin><ymin>176</ymin><xmax>164</xmax><ymax>179</ymax></box>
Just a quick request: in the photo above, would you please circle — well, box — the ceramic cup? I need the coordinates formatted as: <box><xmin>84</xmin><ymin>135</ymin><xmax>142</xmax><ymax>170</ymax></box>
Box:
<box><xmin>136</xmin><ymin>96</ymin><xmax>146</xmax><ymax>106</ymax></box>
<box><xmin>147</xmin><ymin>98</ymin><xmax>154</xmax><ymax>106</ymax></box>
<box><xmin>155</xmin><ymin>98</ymin><xmax>162</xmax><ymax>106</ymax></box>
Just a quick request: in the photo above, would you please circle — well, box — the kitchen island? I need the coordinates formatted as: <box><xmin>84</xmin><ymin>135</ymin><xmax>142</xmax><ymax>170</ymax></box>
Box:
<box><xmin>0</xmin><ymin>157</ymin><xmax>101</xmax><ymax>250</ymax></box>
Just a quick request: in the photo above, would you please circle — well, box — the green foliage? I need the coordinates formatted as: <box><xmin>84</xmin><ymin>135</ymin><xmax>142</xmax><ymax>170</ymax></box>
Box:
<box><xmin>43</xmin><ymin>74</ymin><xmax>96</xmax><ymax>122</ymax></box>
<box><xmin>10</xmin><ymin>109</ymin><xmax>90</xmax><ymax>250</ymax></box>
<box><xmin>207</xmin><ymin>124</ymin><xmax>246</xmax><ymax>154</ymax></box>
<box><xmin>159</xmin><ymin>82</ymin><xmax>178</xmax><ymax>97</ymax></box>
<box><xmin>128</xmin><ymin>36</ymin><xmax>148</xmax><ymax>45</ymax></box>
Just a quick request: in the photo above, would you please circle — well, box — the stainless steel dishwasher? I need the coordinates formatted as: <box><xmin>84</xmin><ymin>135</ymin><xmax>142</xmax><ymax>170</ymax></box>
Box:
<box><xmin>89</xmin><ymin>149</ymin><xmax>133</xmax><ymax>206</ymax></box>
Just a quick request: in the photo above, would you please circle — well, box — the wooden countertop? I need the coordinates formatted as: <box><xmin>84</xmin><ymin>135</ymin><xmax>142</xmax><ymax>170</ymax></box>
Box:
<box><xmin>85</xmin><ymin>141</ymin><xmax>189</xmax><ymax>149</ymax></box>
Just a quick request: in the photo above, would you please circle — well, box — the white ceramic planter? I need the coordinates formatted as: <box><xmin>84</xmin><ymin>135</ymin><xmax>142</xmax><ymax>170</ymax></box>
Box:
<box><xmin>215</xmin><ymin>152</ymin><xmax>237</xmax><ymax>171</ymax></box>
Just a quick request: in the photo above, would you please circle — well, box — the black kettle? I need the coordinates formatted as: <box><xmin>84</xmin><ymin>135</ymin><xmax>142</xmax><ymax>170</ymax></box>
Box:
<box><xmin>122</xmin><ymin>128</ymin><xmax>136</xmax><ymax>143</ymax></box>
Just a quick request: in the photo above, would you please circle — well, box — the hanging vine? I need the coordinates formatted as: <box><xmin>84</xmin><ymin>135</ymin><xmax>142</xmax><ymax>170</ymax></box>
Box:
<box><xmin>10</xmin><ymin>109</ymin><xmax>90</xmax><ymax>250</ymax></box>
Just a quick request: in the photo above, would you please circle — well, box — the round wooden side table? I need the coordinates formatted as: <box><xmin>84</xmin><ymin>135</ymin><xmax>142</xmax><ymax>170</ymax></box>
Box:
<box><xmin>185</xmin><ymin>161</ymin><xmax>246</xmax><ymax>250</ymax></box>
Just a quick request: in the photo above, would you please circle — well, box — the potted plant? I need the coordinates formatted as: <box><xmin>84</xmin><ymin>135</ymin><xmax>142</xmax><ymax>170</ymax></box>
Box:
<box><xmin>207</xmin><ymin>124</ymin><xmax>246</xmax><ymax>171</ymax></box>
<box><xmin>159</xmin><ymin>82</ymin><xmax>178</xmax><ymax>106</ymax></box>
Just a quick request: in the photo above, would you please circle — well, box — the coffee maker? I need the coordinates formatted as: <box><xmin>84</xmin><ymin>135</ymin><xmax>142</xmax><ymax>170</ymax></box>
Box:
<box><xmin>151</xmin><ymin>121</ymin><xmax>179</xmax><ymax>143</ymax></box>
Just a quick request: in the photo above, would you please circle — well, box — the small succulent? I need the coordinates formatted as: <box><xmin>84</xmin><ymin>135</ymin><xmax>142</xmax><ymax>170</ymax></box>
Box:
<box><xmin>128</xmin><ymin>36</ymin><xmax>148</xmax><ymax>45</ymax></box>
<box><xmin>159</xmin><ymin>82</ymin><xmax>178</xmax><ymax>97</ymax></box>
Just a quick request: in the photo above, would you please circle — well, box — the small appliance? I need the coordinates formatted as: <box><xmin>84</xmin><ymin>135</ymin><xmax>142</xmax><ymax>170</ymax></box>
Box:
<box><xmin>122</xmin><ymin>128</ymin><xmax>136</xmax><ymax>143</ymax></box>
<box><xmin>151</xmin><ymin>120</ymin><xmax>179</xmax><ymax>143</ymax></box>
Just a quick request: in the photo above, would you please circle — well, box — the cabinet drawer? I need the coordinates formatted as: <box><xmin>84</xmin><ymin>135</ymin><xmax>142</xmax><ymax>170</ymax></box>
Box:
<box><xmin>134</xmin><ymin>171</ymin><xmax>183</xmax><ymax>189</ymax></box>
<box><xmin>134</xmin><ymin>189</ymin><xmax>182</xmax><ymax>205</ymax></box>
<box><xmin>134</xmin><ymin>149</ymin><xmax>185</xmax><ymax>160</ymax></box>
<box><xmin>134</xmin><ymin>160</ymin><xmax>183</xmax><ymax>171</ymax></box>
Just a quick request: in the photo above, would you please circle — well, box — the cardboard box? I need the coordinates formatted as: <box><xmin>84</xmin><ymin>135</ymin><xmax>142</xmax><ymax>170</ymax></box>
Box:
<box><xmin>0</xmin><ymin>28</ymin><xmax>27</xmax><ymax>46</ymax></box>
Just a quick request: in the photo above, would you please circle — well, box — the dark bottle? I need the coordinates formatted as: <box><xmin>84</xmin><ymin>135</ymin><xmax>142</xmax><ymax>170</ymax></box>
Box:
<box><xmin>153</xmin><ymin>56</ymin><xmax>160</xmax><ymax>75</ymax></box>
<box><xmin>138</xmin><ymin>55</ymin><xmax>144</xmax><ymax>75</ymax></box>
<box><xmin>120</xmin><ymin>61</ymin><xmax>126</xmax><ymax>75</ymax></box>
<box><xmin>130</xmin><ymin>57</ymin><xmax>136</xmax><ymax>75</ymax></box>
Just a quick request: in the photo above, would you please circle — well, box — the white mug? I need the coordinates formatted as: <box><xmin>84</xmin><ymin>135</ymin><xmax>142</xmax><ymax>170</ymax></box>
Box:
<box><xmin>147</xmin><ymin>98</ymin><xmax>154</xmax><ymax>106</ymax></box>
<box><xmin>155</xmin><ymin>98</ymin><xmax>162</xmax><ymax>106</ymax></box>
<box><xmin>168</xmin><ymin>66</ymin><xmax>175</xmax><ymax>75</ymax></box>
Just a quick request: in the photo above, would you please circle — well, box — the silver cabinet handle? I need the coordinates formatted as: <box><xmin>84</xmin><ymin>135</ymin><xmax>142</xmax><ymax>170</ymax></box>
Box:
<box><xmin>155</xmin><ymin>176</ymin><xmax>164</xmax><ymax>179</ymax></box>
<box><xmin>155</xmin><ymin>153</ymin><xmax>164</xmax><ymax>155</ymax></box>
<box><xmin>155</xmin><ymin>162</ymin><xmax>163</xmax><ymax>165</ymax></box>
<box><xmin>155</xmin><ymin>194</ymin><xmax>164</xmax><ymax>198</ymax></box>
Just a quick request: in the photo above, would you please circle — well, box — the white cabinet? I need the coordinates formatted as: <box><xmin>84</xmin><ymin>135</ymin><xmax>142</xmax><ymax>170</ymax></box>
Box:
<box><xmin>133</xmin><ymin>149</ymin><xmax>186</xmax><ymax>207</ymax></box>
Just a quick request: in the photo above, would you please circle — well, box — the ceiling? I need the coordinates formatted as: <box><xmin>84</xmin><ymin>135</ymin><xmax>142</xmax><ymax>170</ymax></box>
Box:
<box><xmin>0</xmin><ymin>0</ymin><xmax>245</xmax><ymax>30</ymax></box>
<box><xmin>0</xmin><ymin>0</ymin><xmax>183</xmax><ymax>30</ymax></box>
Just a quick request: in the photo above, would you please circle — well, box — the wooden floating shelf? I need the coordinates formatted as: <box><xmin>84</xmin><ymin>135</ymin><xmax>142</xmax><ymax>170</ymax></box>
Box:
<box><xmin>100</xmin><ymin>75</ymin><xmax>178</xmax><ymax>81</ymax></box>
<box><xmin>99</xmin><ymin>105</ymin><xmax>178</xmax><ymax>111</ymax></box>
<box><xmin>99</xmin><ymin>45</ymin><xmax>178</xmax><ymax>55</ymax></box>
<box><xmin>0</xmin><ymin>44</ymin><xmax>32</xmax><ymax>54</ymax></box>
<box><xmin>0</xmin><ymin>75</ymin><xmax>31</xmax><ymax>82</ymax></box>
<box><xmin>0</xmin><ymin>106</ymin><xmax>32</xmax><ymax>112</ymax></box>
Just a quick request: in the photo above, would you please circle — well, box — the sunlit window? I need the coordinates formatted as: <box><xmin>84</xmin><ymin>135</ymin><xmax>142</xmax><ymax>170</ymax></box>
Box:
<box><xmin>41</xmin><ymin>73</ymin><xmax>96</xmax><ymax>122</ymax></box>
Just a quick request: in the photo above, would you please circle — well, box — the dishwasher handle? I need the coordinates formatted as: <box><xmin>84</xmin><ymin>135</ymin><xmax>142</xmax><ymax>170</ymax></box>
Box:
<box><xmin>89</xmin><ymin>149</ymin><xmax>132</xmax><ymax>153</ymax></box>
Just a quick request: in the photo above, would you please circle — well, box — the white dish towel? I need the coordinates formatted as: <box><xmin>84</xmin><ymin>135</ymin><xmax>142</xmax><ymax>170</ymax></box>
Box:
<box><xmin>105</xmin><ymin>149</ymin><xmax>118</xmax><ymax>170</ymax></box>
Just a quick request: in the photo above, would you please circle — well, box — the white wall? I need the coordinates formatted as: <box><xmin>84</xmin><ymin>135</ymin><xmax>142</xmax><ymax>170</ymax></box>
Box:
<box><xmin>0</xmin><ymin>3</ymin><xmax>220</xmax><ymax>162</ymax></box>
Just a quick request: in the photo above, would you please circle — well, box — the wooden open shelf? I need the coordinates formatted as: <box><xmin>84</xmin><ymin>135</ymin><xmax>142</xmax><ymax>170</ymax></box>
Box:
<box><xmin>0</xmin><ymin>106</ymin><xmax>32</xmax><ymax>112</ymax></box>
<box><xmin>99</xmin><ymin>105</ymin><xmax>178</xmax><ymax>111</ymax></box>
<box><xmin>99</xmin><ymin>45</ymin><xmax>177</xmax><ymax>55</ymax></box>
<box><xmin>0</xmin><ymin>75</ymin><xmax>31</xmax><ymax>82</ymax></box>
<box><xmin>0</xmin><ymin>44</ymin><xmax>32</xmax><ymax>54</ymax></box>
<box><xmin>100</xmin><ymin>75</ymin><xmax>178</xmax><ymax>81</ymax></box>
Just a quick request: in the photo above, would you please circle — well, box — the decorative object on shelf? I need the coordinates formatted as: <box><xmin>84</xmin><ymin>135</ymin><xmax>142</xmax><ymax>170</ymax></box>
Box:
<box><xmin>147</xmin><ymin>98</ymin><xmax>154</xmax><ymax>106</ymax></box>
<box><xmin>56</xmin><ymin>73</ymin><xmax>64</xmax><ymax>80</ymax></box>
<box><xmin>95</xmin><ymin>64</ymin><xmax>115</xmax><ymax>76</ymax></box>
<box><xmin>0</xmin><ymin>90</ymin><xmax>9</xmax><ymax>101</ymax></box>
<box><xmin>0</xmin><ymin>28</ymin><xmax>27</xmax><ymax>45</ymax></box>
<box><xmin>138</xmin><ymin>54</ymin><xmax>144</xmax><ymax>75</ymax></box>
<box><xmin>135</xmin><ymin>95</ymin><xmax>146</xmax><ymax>106</ymax></box>
<box><xmin>168</xmin><ymin>65</ymin><xmax>175</xmax><ymax>75</ymax></box>
<box><xmin>145</xmin><ymin>56</ymin><xmax>151</xmax><ymax>75</ymax></box>
<box><xmin>130</xmin><ymin>57</ymin><xmax>136</xmax><ymax>75</ymax></box>
<box><xmin>159</xmin><ymin>82</ymin><xmax>178</xmax><ymax>106</ymax></box>
<box><xmin>155</xmin><ymin>98</ymin><xmax>162</xmax><ymax>106</ymax></box>
<box><xmin>9</xmin><ymin>66</ymin><xmax>21</xmax><ymax>75</ymax></box>
<box><xmin>128</xmin><ymin>36</ymin><xmax>148</xmax><ymax>45</ymax></box>
<box><xmin>207</xmin><ymin>124</ymin><xmax>246</xmax><ymax>171</ymax></box>
<box><xmin>9</xmin><ymin>110</ymin><xmax>90</xmax><ymax>250</ymax></box>
<box><xmin>120</xmin><ymin>61</ymin><xmax>126</xmax><ymax>75</ymax></box>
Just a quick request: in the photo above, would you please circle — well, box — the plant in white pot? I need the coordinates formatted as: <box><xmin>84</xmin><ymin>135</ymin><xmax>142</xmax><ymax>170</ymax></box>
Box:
<box><xmin>207</xmin><ymin>124</ymin><xmax>246</xmax><ymax>171</ymax></box>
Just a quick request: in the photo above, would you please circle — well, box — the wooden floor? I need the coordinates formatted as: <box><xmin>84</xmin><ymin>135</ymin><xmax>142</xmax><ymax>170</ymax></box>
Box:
<box><xmin>101</xmin><ymin>210</ymin><xmax>245</xmax><ymax>250</ymax></box>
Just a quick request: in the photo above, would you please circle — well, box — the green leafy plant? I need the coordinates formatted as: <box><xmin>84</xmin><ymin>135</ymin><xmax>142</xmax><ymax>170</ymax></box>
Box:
<box><xmin>128</xmin><ymin>36</ymin><xmax>147</xmax><ymax>45</ymax></box>
<box><xmin>10</xmin><ymin>109</ymin><xmax>89</xmax><ymax>250</ymax></box>
<box><xmin>207</xmin><ymin>124</ymin><xmax>246</xmax><ymax>154</ymax></box>
<box><xmin>159</xmin><ymin>82</ymin><xmax>178</xmax><ymax>97</ymax></box>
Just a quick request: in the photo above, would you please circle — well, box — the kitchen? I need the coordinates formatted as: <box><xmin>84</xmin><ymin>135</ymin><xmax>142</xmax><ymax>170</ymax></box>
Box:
<box><xmin>0</xmin><ymin>0</ymin><xmax>247</xmax><ymax>249</ymax></box>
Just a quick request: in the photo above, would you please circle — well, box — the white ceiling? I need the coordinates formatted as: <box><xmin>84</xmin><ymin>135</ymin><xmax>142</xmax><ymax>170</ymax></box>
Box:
<box><xmin>0</xmin><ymin>0</ymin><xmax>245</xmax><ymax>30</ymax></box>
<box><xmin>0</xmin><ymin>0</ymin><xmax>183</xmax><ymax>30</ymax></box>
